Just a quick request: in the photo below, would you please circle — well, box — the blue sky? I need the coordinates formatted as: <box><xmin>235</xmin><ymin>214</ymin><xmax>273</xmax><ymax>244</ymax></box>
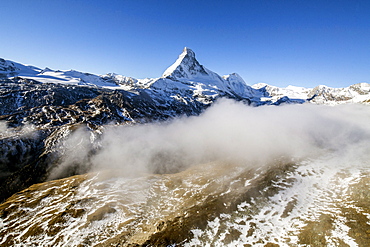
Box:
<box><xmin>1</xmin><ymin>0</ymin><xmax>370</xmax><ymax>87</ymax></box>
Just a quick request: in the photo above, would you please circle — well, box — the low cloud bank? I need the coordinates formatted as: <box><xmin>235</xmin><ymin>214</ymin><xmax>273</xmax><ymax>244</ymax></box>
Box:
<box><xmin>0</xmin><ymin>121</ymin><xmax>37</xmax><ymax>138</ymax></box>
<box><xmin>81</xmin><ymin>99</ymin><xmax>370</xmax><ymax>176</ymax></box>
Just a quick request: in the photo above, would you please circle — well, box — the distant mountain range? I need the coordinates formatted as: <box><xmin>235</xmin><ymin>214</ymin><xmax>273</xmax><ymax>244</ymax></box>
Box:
<box><xmin>2</xmin><ymin>48</ymin><xmax>370</xmax><ymax>108</ymax></box>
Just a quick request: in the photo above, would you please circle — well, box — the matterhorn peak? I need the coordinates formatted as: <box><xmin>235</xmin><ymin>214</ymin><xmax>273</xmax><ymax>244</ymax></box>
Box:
<box><xmin>162</xmin><ymin>47</ymin><xmax>209</xmax><ymax>80</ymax></box>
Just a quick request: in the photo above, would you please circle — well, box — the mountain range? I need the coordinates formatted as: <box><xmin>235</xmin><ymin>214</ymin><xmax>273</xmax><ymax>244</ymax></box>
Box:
<box><xmin>2</xmin><ymin>47</ymin><xmax>370</xmax><ymax>108</ymax></box>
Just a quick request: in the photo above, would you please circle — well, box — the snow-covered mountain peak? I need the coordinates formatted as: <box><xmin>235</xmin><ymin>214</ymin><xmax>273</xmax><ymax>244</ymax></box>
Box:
<box><xmin>40</xmin><ymin>67</ymin><xmax>54</xmax><ymax>74</ymax></box>
<box><xmin>251</xmin><ymin>83</ymin><xmax>269</xmax><ymax>89</ymax></box>
<box><xmin>182</xmin><ymin>47</ymin><xmax>195</xmax><ymax>58</ymax></box>
<box><xmin>161</xmin><ymin>47</ymin><xmax>211</xmax><ymax>80</ymax></box>
<box><xmin>223</xmin><ymin>73</ymin><xmax>246</xmax><ymax>85</ymax></box>
<box><xmin>349</xmin><ymin>82</ymin><xmax>370</xmax><ymax>92</ymax></box>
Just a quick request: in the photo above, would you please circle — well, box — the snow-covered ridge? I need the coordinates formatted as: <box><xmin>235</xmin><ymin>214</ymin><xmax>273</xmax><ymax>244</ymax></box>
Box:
<box><xmin>0</xmin><ymin>58</ymin><xmax>41</xmax><ymax>78</ymax></box>
<box><xmin>1</xmin><ymin>48</ymin><xmax>370</xmax><ymax>105</ymax></box>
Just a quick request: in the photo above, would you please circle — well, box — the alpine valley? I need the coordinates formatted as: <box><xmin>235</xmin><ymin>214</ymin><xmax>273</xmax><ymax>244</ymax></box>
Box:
<box><xmin>1</xmin><ymin>48</ymin><xmax>370</xmax><ymax>246</ymax></box>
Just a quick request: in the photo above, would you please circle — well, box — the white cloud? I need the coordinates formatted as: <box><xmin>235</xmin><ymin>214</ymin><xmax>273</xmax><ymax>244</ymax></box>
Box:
<box><xmin>85</xmin><ymin>100</ymin><xmax>370</xmax><ymax>176</ymax></box>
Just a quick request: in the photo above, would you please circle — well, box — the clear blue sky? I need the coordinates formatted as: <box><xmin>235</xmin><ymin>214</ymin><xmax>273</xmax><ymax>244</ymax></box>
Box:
<box><xmin>1</xmin><ymin>0</ymin><xmax>370</xmax><ymax>87</ymax></box>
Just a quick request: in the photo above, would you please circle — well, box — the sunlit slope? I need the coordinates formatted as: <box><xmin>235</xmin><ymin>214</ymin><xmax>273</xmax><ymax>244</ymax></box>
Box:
<box><xmin>1</xmin><ymin>158</ymin><xmax>369</xmax><ymax>246</ymax></box>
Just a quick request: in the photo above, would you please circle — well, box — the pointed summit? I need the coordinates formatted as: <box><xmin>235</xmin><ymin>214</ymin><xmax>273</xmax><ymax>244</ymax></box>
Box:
<box><xmin>182</xmin><ymin>47</ymin><xmax>195</xmax><ymax>58</ymax></box>
<box><xmin>162</xmin><ymin>47</ymin><xmax>209</xmax><ymax>80</ymax></box>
